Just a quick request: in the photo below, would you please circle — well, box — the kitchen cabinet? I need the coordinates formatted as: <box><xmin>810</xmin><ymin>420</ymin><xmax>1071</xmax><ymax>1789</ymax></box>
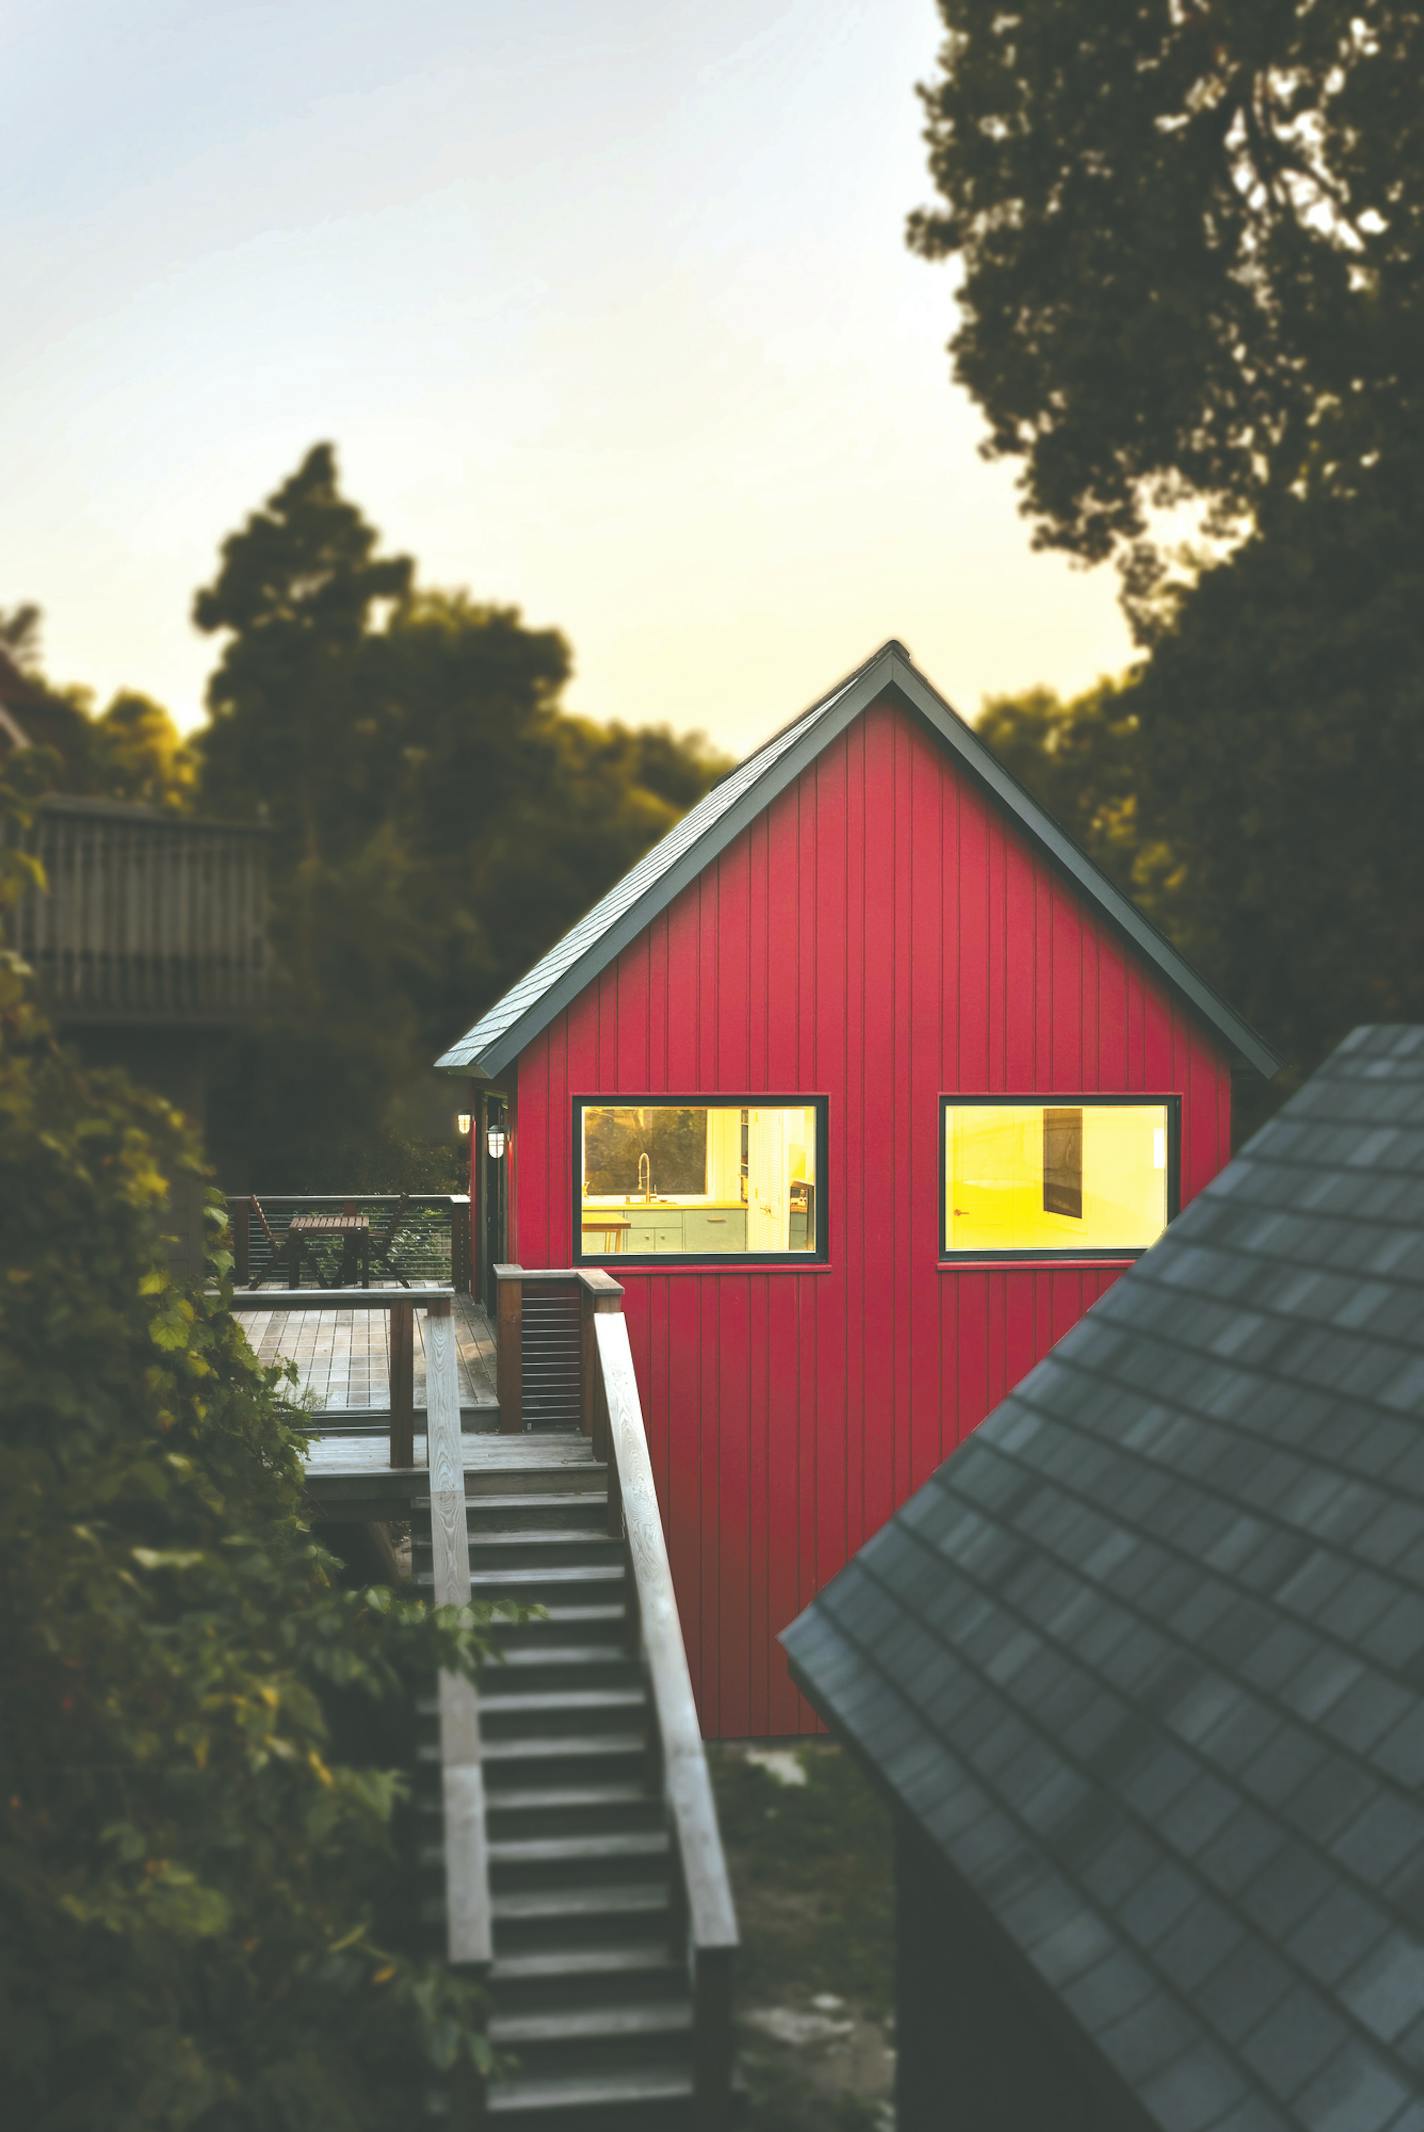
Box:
<box><xmin>604</xmin><ymin>1206</ymin><xmax>749</xmax><ymax>1254</ymax></box>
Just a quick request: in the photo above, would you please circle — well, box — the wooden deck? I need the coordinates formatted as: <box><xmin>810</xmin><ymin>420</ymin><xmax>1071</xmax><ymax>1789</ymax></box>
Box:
<box><xmin>232</xmin><ymin>1290</ymin><xmax>502</xmax><ymax>1515</ymax></box>
<box><xmin>239</xmin><ymin>1287</ymin><xmax>498</xmax><ymax>1416</ymax></box>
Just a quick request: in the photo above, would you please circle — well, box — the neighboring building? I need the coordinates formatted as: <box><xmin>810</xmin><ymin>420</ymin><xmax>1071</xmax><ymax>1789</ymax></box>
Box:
<box><xmin>7</xmin><ymin>791</ymin><xmax>270</xmax><ymax>1263</ymax></box>
<box><xmin>784</xmin><ymin>1026</ymin><xmax>1424</xmax><ymax>2132</ymax></box>
<box><xmin>436</xmin><ymin>639</ymin><xmax>1275</xmax><ymax>1736</ymax></box>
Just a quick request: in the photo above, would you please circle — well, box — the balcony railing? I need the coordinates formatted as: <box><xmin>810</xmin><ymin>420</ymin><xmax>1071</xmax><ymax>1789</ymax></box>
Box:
<box><xmin>228</xmin><ymin>1194</ymin><xmax>472</xmax><ymax>1294</ymax></box>
<box><xmin>9</xmin><ymin>795</ymin><xmax>269</xmax><ymax>1025</ymax></box>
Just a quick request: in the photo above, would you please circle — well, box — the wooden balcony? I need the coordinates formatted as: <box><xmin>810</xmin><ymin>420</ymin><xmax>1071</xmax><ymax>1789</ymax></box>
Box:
<box><xmin>9</xmin><ymin>795</ymin><xmax>269</xmax><ymax>1026</ymax></box>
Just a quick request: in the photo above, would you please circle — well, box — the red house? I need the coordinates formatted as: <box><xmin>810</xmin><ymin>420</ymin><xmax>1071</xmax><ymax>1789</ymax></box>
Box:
<box><xmin>437</xmin><ymin>641</ymin><xmax>1274</xmax><ymax>1738</ymax></box>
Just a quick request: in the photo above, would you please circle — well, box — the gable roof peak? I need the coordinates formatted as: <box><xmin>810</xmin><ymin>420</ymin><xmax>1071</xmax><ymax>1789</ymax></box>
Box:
<box><xmin>435</xmin><ymin>641</ymin><xmax>1277</xmax><ymax>1081</ymax></box>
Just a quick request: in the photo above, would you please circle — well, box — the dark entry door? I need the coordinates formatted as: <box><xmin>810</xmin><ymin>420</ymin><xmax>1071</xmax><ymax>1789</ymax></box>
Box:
<box><xmin>481</xmin><ymin>1095</ymin><xmax>508</xmax><ymax>1315</ymax></box>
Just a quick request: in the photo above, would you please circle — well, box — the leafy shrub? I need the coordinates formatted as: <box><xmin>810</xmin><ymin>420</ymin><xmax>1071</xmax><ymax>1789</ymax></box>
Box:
<box><xmin>0</xmin><ymin>766</ymin><xmax>490</xmax><ymax>2127</ymax></box>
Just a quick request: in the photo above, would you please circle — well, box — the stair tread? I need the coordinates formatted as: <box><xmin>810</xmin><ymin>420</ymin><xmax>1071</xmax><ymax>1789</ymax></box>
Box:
<box><xmin>472</xmin><ymin>1530</ymin><xmax>619</xmax><ymax>1548</ymax></box>
<box><xmin>493</xmin><ymin>1882</ymin><xmax>670</xmax><ymax>1921</ymax></box>
<box><xmin>491</xmin><ymin>2001</ymin><xmax>691</xmax><ymax>2046</ymax></box>
<box><xmin>492</xmin><ymin>1944</ymin><xmax>680</xmax><ymax>1983</ymax></box>
<box><xmin>488</xmin><ymin>1784</ymin><xmax>655</xmax><ymax>1812</ymax></box>
<box><xmin>471</xmin><ymin>1565</ymin><xmax>627</xmax><ymax>1587</ymax></box>
<box><xmin>481</xmin><ymin>1687</ymin><xmax>646</xmax><ymax>1714</ymax></box>
<box><xmin>487</xmin><ymin>2066</ymin><xmax>693</xmax><ymax>2114</ymax></box>
<box><xmin>493</xmin><ymin>1605</ymin><xmax>626</xmax><ymax>1624</ymax></box>
<box><xmin>490</xmin><ymin>1832</ymin><xmax>669</xmax><ymax>1864</ymax></box>
<box><xmin>485</xmin><ymin>1731</ymin><xmax>646</xmax><ymax>1761</ymax></box>
<box><xmin>466</xmin><ymin>1492</ymin><xmax>610</xmax><ymax>1512</ymax></box>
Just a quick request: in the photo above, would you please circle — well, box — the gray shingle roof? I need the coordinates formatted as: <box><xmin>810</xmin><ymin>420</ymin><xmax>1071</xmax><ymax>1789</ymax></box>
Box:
<box><xmin>784</xmin><ymin>1026</ymin><xmax>1424</xmax><ymax>2132</ymax></box>
<box><xmin>434</xmin><ymin>639</ymin><xmax>1277</xmax><ymax>1079</ymax></box>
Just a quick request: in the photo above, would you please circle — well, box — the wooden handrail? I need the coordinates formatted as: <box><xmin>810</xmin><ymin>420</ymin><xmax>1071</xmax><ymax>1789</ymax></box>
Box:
<box><xmin>588</xmin><ymin>1292</ymin><xmax>738</xmax><ymax>2122</ymax></box>
<box><xmin>423</xmin><ymin>1294</ymin><xmax>493</xmax><ymax>1996</ymax></box>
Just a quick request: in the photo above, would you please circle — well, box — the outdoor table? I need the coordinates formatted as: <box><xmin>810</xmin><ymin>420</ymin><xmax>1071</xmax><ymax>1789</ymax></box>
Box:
<box><xmin>285</xmin><ymin>1211</ymin><xmax>371</xmax><ymax>1287</ymax></box>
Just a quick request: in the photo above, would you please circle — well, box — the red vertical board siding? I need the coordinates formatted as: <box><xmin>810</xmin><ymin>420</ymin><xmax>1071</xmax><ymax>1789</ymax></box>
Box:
<box><xmin>511</xmin><ymin>696</ymin><xmax>1234</xmax><ymax>1738</ymax></box>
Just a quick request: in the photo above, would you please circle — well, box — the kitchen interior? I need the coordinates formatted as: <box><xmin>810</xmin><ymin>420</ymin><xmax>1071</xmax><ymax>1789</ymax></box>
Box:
<box><xmin>579</xmin><ymin>1103</ymin><xmax>817</xmax><ymax>1256</ymax></box>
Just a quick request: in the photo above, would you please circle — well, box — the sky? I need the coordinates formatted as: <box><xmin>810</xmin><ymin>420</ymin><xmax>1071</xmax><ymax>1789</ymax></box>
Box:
<box><xmin>1</xmin><ymin>0</ymin><xmax>1132</xmax><ymax>756</ymax></box>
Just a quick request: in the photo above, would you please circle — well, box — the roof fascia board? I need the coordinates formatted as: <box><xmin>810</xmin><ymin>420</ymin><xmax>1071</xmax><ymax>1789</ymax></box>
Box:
<box><xmin>446</xmin><ymin>643</ymin><xmax>902</xmax><ymax>1079</ymax></box>
<box><xmin>882</xmin><ymin>661</ymin><xmax>1279</xmax><ymax>1077</ymax></box>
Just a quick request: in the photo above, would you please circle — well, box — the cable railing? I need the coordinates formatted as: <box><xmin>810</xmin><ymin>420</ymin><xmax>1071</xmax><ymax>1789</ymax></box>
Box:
<box><xmin>227</xmin><ymin>1194</ymin><xmax>471</xmax><ymax>1293</ymax></box>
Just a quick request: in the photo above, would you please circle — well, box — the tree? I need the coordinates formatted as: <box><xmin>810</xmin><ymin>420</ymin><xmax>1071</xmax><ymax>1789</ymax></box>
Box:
<box><xmin>910</xmin><ymin>4</ymin><xmax>1424</xmax><ymax>580</ymax></box>
<box><xmin>194</xmin><ymin>443</ymin><xmax>413</xmax><ymax>849</ymax></box>
<box><xmin>1125</xmin><ymin>486</ymin><xmax>1424</xmax><ymax>1097</ymax></box>
<box><xmin>0</xmin><ymin>761</ymin><xmax>492</xmax><ymax>2126</ymax></box>
<box><xmin>91</xmin><ymin>692</ymin><xmax>197</xmax><ymax>809</ymax></box>
<box><xmin>0</xmin><ymin>611</ymin><xmax>194</xmax><ymax>809</ymax></box>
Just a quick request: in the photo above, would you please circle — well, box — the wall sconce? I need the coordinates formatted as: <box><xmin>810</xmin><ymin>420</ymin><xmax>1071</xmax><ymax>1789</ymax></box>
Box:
<box><xmin>487</xmin><ymin>1123</ymin><xmax>508</xmax><ymax>1161</ymax></box>
<box><xmin>456</xmin><ymin>1112</ymin><xmax>472</xmax><ymax>1136</ymax></box>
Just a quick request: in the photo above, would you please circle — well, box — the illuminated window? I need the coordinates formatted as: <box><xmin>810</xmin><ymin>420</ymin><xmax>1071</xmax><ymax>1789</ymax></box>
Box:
<box><xmin>576</xmin><ymin>1100</ymin><xmax>824</xmax><ymax>1259</ymax></box>
<box><xmin>942</xmin><ymin>1100</ymin><xmax>1173</xmax><ymax>1258</ymax></box>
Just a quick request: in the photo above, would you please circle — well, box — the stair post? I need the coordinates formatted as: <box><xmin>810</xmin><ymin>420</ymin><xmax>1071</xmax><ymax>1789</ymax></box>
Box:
<box><xmin>693</xmin><ymin>1945</ymin><xmax>735</xmax><ymax>2128</ymax></box>
<box><xmin>576</xmin><ymin>1270</ymin><xmax>624</xmax><ymax>1461</ymax></box>
<box><xmin>494</xmin><ymin>1264</ymin><xmax>524</xmax><ymax>1433</ymax></box>
<box><xmin>388</xmin><ymin>1297</ymin><xmax>415</xmax><ymax>1467</ymax></box>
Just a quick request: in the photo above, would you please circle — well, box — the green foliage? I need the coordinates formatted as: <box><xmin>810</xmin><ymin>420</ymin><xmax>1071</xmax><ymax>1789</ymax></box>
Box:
<box><xmin>911</xmin><ymin>4</ymin><xmax>1424</xmax><ymax>577</ymax></box>
<box><xmin>194</xmin><ymin>442</ymin><xmax>414</xmax><ymax>847</ymax></box>
<box><xmin>1127</xmin><ymin>486</ymin><xmax>1424</xmax><ymax>1106</ymax></box>
<box><xmin>0</xmin><ymin>616</ymin><xmax>193</xmax><ymax>810</ymax></box>
<box><xmin>0</xmin><ymin>766</ymin><xmax>493</xmax><ymax>2125</ymax></box>
<box><xmin>89</xmin><ymin>692</ymin><xmax>197</xmax><ymax>809</ymax></box>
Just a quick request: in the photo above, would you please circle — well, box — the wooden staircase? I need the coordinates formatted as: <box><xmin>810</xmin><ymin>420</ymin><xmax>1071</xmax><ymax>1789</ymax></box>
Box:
<box><xmin>414</xmin><ymin>1433</ymin><xmax>707</xmax><ymax>2128</ymax></box>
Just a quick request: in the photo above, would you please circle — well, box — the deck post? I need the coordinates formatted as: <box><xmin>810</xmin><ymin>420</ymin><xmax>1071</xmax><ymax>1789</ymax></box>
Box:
<box><xmin>231</xmin><ymin>1197</ymin><xmax>250</xmax><ymax>1287</ymax></box>
<box><xmin>494</xmin><ymin>1265</ymin><xmax>523</xmax><ymax>1434</ymax></box>
<box><xmin>389</xmin><ymin>1297</ymin><xmax>415</xmax><ymax>1466</ymax></box>
<box><xmin>450</xmin><ymin>1195</ymin><xmax>471</xmax><ymax>1295</ymax></box>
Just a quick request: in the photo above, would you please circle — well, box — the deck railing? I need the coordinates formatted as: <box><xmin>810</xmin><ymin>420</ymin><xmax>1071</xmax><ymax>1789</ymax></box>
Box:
<box><xmin>225</xmin><ymin>1285</ymin><xmax>456</xmax><ymax>1466</ymax></box>
<box><xmin>9</xmin><ymin>795</ymin><xmax>269</xmax><ymax>1024</ymax></box>
<box><xmin>228</xmin><ymin>1194</ymin><xmax>471</xmax><ymax>1294</ymax></box>
<box><xmin>493</xmin><ymin>1264</ymin><xmax>739</xmax><ymax>2124</ymax></box>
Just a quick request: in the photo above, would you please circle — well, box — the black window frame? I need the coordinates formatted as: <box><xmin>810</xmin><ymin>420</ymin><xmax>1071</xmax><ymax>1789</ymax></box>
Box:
<box><xmin>939</xmin><ymin>1093</ymin><xmax>1181</xmax><ymax>1263</ymax></box>
<box><xmin>572</xmin><ymin>1095</ymin><xmax>830</xmax><ymax>1267</ymax></box>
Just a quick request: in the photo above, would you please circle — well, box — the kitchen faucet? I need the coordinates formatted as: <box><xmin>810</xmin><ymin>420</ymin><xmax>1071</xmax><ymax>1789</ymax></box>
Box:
<box><xmin>638</xmin><ymin>1151</ymin><xmax>653</xmax><ymax>1202</ymax></box>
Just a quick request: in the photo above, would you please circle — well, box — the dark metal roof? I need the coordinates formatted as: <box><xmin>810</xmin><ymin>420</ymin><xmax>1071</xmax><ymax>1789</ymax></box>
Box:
<box><xmin>434</xmin><ymin>639</ymin><xmax>1277</xmax><ymax>1080</ymax></box>
<box><xmin>784</xmin><ymin>1025</ymin><xmax>1424</xmax><ymax>2132</ymax></box>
